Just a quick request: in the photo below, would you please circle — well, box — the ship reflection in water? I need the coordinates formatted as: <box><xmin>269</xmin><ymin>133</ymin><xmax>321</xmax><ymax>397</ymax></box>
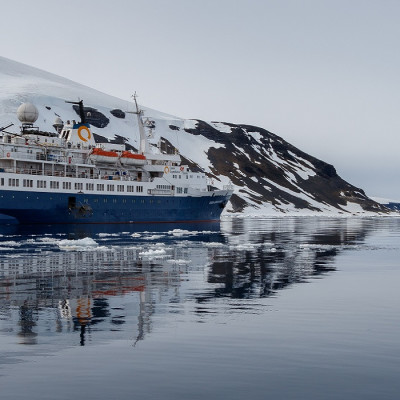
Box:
<box><xmin>0</xmin><ymin>217</ymin><xmax>377</xmax><ymax>347</ymax></box>
<box><xmin>1</xmin><ymin>217</ymin><xmax>399</xmax><ymax>400</ymax></box>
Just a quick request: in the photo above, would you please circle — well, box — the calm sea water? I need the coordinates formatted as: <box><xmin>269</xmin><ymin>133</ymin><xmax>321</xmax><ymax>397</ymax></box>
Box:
<box><xmin>0</xmin><ymin>217</ymin><xmax>399</xmax><ymax>400</ymax></box>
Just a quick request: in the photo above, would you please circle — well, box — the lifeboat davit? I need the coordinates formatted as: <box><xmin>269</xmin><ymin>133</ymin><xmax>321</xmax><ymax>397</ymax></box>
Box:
<box><xmin>120</xmin><ymin>151</ymin><xmax>147</xmax><ymax>166</ymax></box>
<box><xmin>90</xmin><ymin>148</ymin><xmax>118</xmax><ymax>163</ymax></box>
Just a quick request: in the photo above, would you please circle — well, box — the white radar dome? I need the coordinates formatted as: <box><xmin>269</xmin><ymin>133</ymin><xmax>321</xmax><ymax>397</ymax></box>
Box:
<box><xmin>54</xmin><ymin>117</ymin><xmax>63</xmax><ymax>126</ymax></box>
<box><xmin>17</xmin><ymin>103</ymin><xmax>39</xmax><ymax>124</ymax></box>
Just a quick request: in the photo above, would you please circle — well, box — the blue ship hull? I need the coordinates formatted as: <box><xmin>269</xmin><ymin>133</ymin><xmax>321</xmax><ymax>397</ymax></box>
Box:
<box><xmin>0</xmin><ymin>190</ymin><xmax>231</xmax><ymax>224</ymax></box>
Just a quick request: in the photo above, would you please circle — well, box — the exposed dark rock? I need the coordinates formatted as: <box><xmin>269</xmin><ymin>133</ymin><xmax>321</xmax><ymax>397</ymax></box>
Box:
<box><xmin>229</xmin><ymin>194</ymin><xmax>248</xmax><ymax>213</ymax></box>
<box><xmin>159</xmin><ymin>136</ymin><xmax>178</xmax><ymax>155</ymax></box>
<box><xmin>169</xmin><ymin>125</ymin><xmax>180</xmax><ymax>131</ymax></box>
<box><xmin>45</xmin><ymin>106</ymin><xmax>51</xmax><ymax>110</ymax></box>
<box><xmin>184</xmin><ymin>120</ymin><xmax>387</xmax><ymax>213</ymax></box>
<box><xmin>72</xmin><ymin>105</ymin><xmax>109</xmax><ymax>128</ymax></box>
<box><xmin>180</xmin><ymin>155</ymin><xmax>204</xmax><ymax>173</ymax></box>
<box><xmin>110</xmin><ymin>109</ymin><xmax>125</xmax><ymax>119</ymax></box>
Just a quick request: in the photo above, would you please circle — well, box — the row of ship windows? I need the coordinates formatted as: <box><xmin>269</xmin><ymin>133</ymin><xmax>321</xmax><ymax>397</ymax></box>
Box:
<box><xmin>172</xmin><ymin>175</ymin><xmax>205</xmax><ymax>180</ymax></box>
<box><xmin>2</xmin><ymin>179</ymin><xmax>186</xmax><ymax>194</ymax></box>
<box><xmin>91</xmin><ymin>198</ymin><xmax>161</xmax><ymax>204</ymax></box>
<box><xmin>0</xmin><ymin>194</ymin><xmax>178</xmax><ymax>205</ymax></box>
<box><xmin>156</xmin><ymin>185</ymin><xmax>171</xmax><ymax>190</ymax></box>
<box><xmin>1</xmin><ymin>178</ymin><xmax>144</xmax><ymax>193</ymax></box>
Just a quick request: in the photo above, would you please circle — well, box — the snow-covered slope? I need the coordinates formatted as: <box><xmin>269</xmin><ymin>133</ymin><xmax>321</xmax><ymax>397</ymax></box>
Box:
<box><xmin>0</xmin><ymin>56</ymin><xmax>387</xmax><ymax>215</ymax></box>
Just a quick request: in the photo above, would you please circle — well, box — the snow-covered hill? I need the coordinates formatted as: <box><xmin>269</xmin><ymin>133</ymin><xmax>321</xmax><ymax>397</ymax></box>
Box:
<box><xmin>0</xmin><ymin>56</ymin><xmax>387</xmax><ymax>215</ymax></box>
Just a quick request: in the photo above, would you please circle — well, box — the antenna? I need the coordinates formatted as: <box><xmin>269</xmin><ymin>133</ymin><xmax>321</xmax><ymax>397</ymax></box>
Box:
<box><xmin>0</xmin><ymin>123</ymin><xmax>14</xmax><ymax>133</ymax></box>
<box><xmin>126</xmin><ymin>92</ymin><xmax>148</xmax><ymax>154</ymax></box>
<box><xmin>131</xmin><ymin>92</ymin><xmax>142</xmax><ymax>115</ymax></box>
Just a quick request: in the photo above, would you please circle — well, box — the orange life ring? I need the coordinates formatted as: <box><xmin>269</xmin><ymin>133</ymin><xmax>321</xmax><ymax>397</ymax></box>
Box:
<box><xmin>180</xmin><ymin>166</ymin><xmax>184</xmax><ymax>171</ymax></box>
<box><xmin>77</xmin><ymin>125</ymin><xmax>91</xmax><ymax>142</ymax></box>
<box><xmin>6</xmin><ymin>152</ymin><xmax>10</xmax><ymax>158</ymax></box>
<box><xmin>164</xmin><ymin>166</ymin><xmax>170</xmax><ymax>174</ymax></box>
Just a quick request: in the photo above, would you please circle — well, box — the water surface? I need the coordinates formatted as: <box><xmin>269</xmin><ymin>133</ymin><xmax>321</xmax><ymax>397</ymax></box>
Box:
<box><xmin>0</xmin><ymin>217</ymin><xmax>399</xmax><ymax>399</ymax></box>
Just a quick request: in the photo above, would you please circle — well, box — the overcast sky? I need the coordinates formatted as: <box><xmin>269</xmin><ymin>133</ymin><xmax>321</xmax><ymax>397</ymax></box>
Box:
<box><xmin>1</xmin><ymin>0</ymin><xmax>399</xmax><ymax>199</ymax></box>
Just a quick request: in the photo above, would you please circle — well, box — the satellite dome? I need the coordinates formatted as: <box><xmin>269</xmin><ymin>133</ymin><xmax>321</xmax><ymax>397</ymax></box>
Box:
<box><xmin>53</xmin><ymin>117</ymin><xmax>63</xmax><ymax>126</ymax></box>
<box><xmin>17</xmin><ymin>103</ymin><xmax>39</xmax><ymax>124</ymax></box>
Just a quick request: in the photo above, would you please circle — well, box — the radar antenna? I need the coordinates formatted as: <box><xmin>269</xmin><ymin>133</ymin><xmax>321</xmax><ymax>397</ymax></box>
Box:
<box><xmin>126</xmin><ymin>92</ymin><xmax>149</xmax><ymax>154</ymax></box>
<box><xmin>132</xmin><ymin>92</ymin><xmax>142</xmax><ymax>116</ymax></box>
<box><xmin>0</xmin><ymin>123</ymin><xmax>14</xmax><ymax>133</ymax></box>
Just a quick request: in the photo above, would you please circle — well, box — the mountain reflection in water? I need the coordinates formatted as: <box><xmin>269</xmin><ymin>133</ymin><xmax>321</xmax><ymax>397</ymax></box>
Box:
<box><xmin>0</xmin><ymin>217</ymin><xmax>380</xmax><ymax>348</ymax></box>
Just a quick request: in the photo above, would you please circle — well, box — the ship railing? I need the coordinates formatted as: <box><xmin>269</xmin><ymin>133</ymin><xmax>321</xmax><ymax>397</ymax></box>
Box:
<box><xmin>99</xmin><ymin>176</ymin><xmax>148</xmax><ymax>182</ymax></box>
<box><xmin>10</xmin><ymin>168</ymin><xmax>104</xmax><ymax>179</ymax></box>
<box><xmin>0</xmin><ymin>166</ymin><xmax>146</xmax><ymax>183</ymax></box>
<box><xmin>15</xmin><ymin>168</ymin><xmax>43</xmax><ymax>175</ymax></box>
<box><xmin>223</xmin><ymin>184</ymin><xmax>234</xmax><ymax>190</ymax></box>
<box><xmin>5</xmin><ymin>153</ymin><xmax>38</xmax><ymax>161</ymax></box>
<box><xmin>1</xmin><ymin>152</ymin><xmax>86</xmax><ymax>164</ymax></box>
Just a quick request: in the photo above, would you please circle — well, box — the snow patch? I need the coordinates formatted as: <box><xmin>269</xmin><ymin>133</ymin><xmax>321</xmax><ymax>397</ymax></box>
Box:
<box><xmin>209</xmin><ymin>122</ymin><xmax>232</xmax><ymax>133</ymax></box>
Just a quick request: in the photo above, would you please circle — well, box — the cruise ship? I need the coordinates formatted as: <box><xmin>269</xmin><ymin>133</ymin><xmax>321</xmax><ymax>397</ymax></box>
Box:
<box><xmin>0</xmin><ymin>96</ymin><xmax>233</xmax><ymax>224</ymax></box>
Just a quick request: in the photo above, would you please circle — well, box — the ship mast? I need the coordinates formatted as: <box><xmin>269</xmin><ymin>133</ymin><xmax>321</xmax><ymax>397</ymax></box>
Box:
<box><xmin>131</xmin><ymin>92</ymin><xmax>149</xmax><ymax>154</ymax></box>
<box><xmin>65</xmin><ymin>99</ymin><xmax>86</xmax><ymax>124</ymax></box>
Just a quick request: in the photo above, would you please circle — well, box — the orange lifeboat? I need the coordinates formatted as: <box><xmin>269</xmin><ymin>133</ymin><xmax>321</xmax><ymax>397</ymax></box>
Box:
<box><xmin>90</xmin><ymin>148</ymin><xmax>119</xmax><ymax>163</ymax></box>
<box><xmin>120</xmin><ymin>151</ymin><xmax>147</xmax><ymax>166</ymax></box>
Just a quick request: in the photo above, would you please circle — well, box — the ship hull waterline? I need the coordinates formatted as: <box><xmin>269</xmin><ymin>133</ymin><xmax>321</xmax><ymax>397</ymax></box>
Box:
<box><xmin>0</xmin><ymin>190</ymin><xmax>231</xmax><ymax>224</ymax></box>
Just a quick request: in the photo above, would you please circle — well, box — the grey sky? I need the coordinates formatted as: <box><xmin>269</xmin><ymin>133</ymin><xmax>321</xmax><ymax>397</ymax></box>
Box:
<box><xmin>1</xmin><ymin>0</ymin><xmax>399</xmax><ymax>199</ymax></box>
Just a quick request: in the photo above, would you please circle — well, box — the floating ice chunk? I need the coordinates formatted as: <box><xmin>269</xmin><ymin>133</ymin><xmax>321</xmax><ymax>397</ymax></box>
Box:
<box><xmin>229</xmin><ymin>243</ymin><xmax>262</xmax><ymax>251</ymax></box>
<box><xmin>168</xmin><ymin>229</ymin><xmax>192</xmax><ymax>236</ymax></box>
<box><xmin>37</xmin><ymin>237</ymin><xmax>62</xmax><ymax>244</ymax></box>
<box><xmin>203</xmin><ymin>242</ymin><xmax>225</xmax><ymax>247</ymax></box>
<box><xmin>0</xmin><ymin>241</ymin><xmax>21</xmax><ymax>247</ymax></box>
<box><xmin>58</xmin><ymin>237</ymin><xmax>98</xmax><ymax>251</ymax></box>
<box><xmin>167</xmin><ymin>259</ymin><xmax>190</xmax><ymax>265</ymax></box>
<box><xmin>138</xmin><ymin>248</ymin><xmax>166</xmax><ymax>256</ymax></box>
<box><xmin>143</xmin><ymin>235</ymin><xmax>165</xmax><ymax>240</ymax></box>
